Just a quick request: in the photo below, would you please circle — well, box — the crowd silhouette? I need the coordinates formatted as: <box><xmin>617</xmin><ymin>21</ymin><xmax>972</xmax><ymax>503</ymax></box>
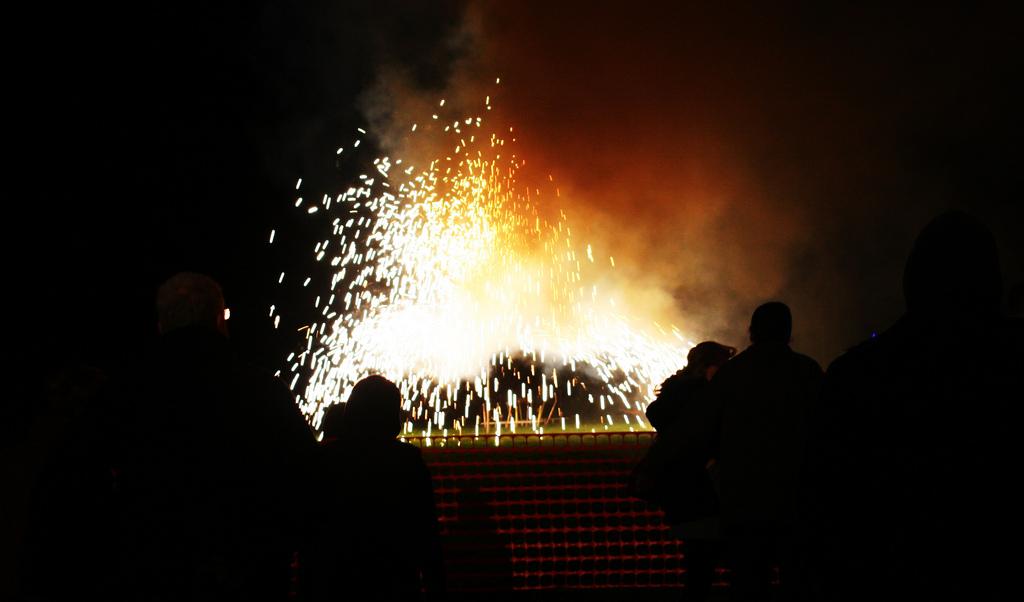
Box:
<box><xmin>11</xmin><ymin>210</ymin><xmax>1021</xmax><ymax>601</ymax></box>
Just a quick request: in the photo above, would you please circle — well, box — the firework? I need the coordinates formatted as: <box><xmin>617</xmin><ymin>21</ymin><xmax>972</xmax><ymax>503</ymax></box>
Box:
<box><xmin>273</xmin><ymin>89</ymin><xmax>692</xmax><ymax>441</ymax></box>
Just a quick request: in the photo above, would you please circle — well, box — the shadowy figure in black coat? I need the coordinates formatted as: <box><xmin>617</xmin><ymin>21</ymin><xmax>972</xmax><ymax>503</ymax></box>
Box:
<box><xmin>673</xmin><ymin>303</ymin><xmax>823</xmax><ymax>600</ymax></box>
<box><xmin>107</xmin><ymin>272</ymin><xmax>316</xmax><ymax>601</ymax></box>
<box><xmin>800</xmin><ymin>212</ymin><xmax>1023</xmax><ymax>601</ymax></box>
<box><xmin>306</xmin><ymin>375</ymin><xmax>444</xmax><ymax>601</ymax></box>
<box><xmin>644</xmin><ymin>341</ymin><xmax>735</xmax><ymax>601</ymax></box>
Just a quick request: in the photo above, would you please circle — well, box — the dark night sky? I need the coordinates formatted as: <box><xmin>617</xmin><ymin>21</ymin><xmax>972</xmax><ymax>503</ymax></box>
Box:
<box><xmin>9</xmin><ymin>1</ymin><xmax>1023</xmax><ymax>378</ymax></box>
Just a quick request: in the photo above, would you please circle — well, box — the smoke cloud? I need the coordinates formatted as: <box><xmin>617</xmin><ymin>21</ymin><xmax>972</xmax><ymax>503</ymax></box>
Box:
<box><xmin>355</xmin><ymin>2</ymin><xmax>1022</xmax><ymax>364</ymax></box>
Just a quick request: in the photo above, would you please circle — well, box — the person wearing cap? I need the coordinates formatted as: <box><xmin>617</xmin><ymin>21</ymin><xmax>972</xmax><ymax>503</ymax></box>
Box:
<box><xmin>646</xmin><ymin>341</ymin><xmax>737</xmax><ymax>432</ymax></box>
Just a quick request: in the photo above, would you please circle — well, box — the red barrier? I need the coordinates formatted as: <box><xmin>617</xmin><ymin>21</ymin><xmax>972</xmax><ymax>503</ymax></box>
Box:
<box><xmin>408</xmin><ymin>433</ymin><xmax>695</xmax><ymax>592</ymax></box>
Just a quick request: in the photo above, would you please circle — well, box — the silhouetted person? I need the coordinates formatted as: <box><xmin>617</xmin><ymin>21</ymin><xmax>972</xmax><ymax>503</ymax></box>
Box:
<box><xmin>107</xmin><ymin>272</ymin><xmax>316</xmax><ymax>601</ymax></box>
<box><xmin>674</xmin><ymin>303</ymin><xmax>822</xmax><ymax>600</ymax></box>
<box><xmin>644</xmin><ymin>341</ymin><xmax>735</xmax><ymax>601</ymax></box>
<box><xmin>801</xmin><ymin>212</ymin><xmax>1022</xmax><ymax>601</ymax></box>
<box><xmin>305</xmin><ymin>376</ymin><xmax>444</xmax><ymax>601</ymax></box>
<box><xmin>647</xmin><ymin>341</ymin><xmax>737</xmax><ymax>432</ymax></box>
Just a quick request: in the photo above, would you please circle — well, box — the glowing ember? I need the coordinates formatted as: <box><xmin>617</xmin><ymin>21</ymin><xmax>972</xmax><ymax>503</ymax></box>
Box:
<box><xmin>273</xmin><ymin>89</ymin><xmax>693</xmax><ymax>439</ymax></box>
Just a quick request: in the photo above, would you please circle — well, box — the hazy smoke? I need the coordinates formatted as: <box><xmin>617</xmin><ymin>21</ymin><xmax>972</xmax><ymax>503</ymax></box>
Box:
<box><xmin>352</xmin><ymin>1</ymin><xmax>1023</xmax><ymax>364</ymax></box>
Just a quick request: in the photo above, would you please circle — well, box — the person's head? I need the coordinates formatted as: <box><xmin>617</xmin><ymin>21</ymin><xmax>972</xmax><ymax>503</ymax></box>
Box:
<box><xmin>156</xmin><ymin>272</ymin><xmax>227</xmax><ymax>336</ymax></box>
<box><xmin>339</xmin><ymin>375</ymin><xmax>403</xmax><ymax>441</ymax></box>
<box><xmin>902</xmin><ymin>211</ymin><xmax>1001</xmax><ymax>319</ymax></box>
<box><xmin>749</xmin><ymin>301</ymin><xmax>792</xmax><ymax>345</ymax></box>
<box><xmin>320</xmin><ymin>402</ymin><xmax>347</xmax><ymax>442</ymax></box>
<box><xmin>684</xmin><ymin>341</ymin><xmax>736</xmax><ymax>380</ymax></box>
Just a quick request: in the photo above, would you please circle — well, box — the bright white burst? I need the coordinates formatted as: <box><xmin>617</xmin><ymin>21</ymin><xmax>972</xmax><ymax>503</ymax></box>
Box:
<box><xmin>275</xmin><ymin>91</ymin><xmax>693</xmax><ymax>439</ymax></box>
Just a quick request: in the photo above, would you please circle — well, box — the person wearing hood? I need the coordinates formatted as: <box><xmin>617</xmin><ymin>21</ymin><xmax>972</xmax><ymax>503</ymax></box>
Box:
<box><xmin>800</xmin><ymin>211</ymin><xmax>1022</xmax><ymax>601</ymax></box>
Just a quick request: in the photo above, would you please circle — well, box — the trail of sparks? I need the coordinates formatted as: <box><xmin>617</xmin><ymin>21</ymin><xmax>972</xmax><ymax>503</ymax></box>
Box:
<box><xmin>274</xmin><ymin>92</ymin><xmax>692</xmax><ymax>440</ymax></box>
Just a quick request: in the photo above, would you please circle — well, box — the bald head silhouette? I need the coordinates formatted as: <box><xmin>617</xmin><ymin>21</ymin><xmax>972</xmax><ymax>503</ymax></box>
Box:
<box><xmin>156</xmin><ymin>272</ymin><xmax>227</xmax><ymax>335</ymax></box>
